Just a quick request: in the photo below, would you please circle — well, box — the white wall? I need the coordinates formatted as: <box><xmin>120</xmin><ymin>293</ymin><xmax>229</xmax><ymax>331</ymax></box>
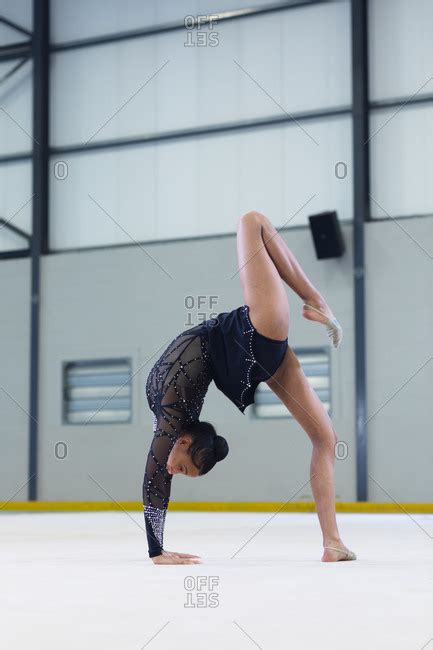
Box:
<box><xmin>2</xmin><ymin>217</ymin><xmax>432</xmax><ymax>504</ymax></box>
<box><xmin>365</xmin><ymin>215</ymin><xmax>433</xmax><ymax>502</ymax></box>
<box><xmin>35</xmin><ymin>224</ymin><xmax>357</xmax><ymax>503</ymax></box>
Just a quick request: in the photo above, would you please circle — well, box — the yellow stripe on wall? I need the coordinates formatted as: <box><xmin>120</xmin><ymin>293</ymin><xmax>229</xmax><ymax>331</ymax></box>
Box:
<box><xmin>1</xmin><ymin>501</ymin><xmax>433</xmax><ymax>513</ymax></box>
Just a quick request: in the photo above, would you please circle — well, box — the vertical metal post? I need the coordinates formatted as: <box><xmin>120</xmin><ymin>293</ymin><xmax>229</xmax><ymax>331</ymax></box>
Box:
<box><xmin>29</xmin><ymin>0</ymin><xmax>49</xmax><ymax>499</ymax></box>
<box><xmin>351</xmin><ymin>0</ymin><xmax>369</xmax><ymax>500</ymax></box>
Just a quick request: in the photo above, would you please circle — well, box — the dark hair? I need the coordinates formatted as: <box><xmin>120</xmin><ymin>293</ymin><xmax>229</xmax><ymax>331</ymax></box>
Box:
<box><xmin>183</xmin><ymin>420</ymin><xmax>229</xmax><ymax>475</ymax></box>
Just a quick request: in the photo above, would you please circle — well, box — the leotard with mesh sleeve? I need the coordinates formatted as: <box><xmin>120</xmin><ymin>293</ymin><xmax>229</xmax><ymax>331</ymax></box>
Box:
<box><xmin>143</xmin><ymin>326</ymin><xmax>213</xmax><ymax>557</ymax></box>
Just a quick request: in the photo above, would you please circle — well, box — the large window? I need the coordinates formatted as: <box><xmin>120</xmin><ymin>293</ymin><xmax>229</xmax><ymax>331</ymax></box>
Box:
<box><xmin>47</xmin><ymin>0</ymin><xmax>352</xmax><ymax>251</ymax></box>
<box><xmin>9</xmin><ymin>0</ymin><xmax>433</xmax><ymax>254</ymax></box>
<box><xmin>50</xmin><ymin>3</ymin><xmax>350</xmax><ymax>145</ymax></box>
<box><xmin>0</xmin><ymin>160</ymin><xmax>32</xmax><ymax>252</ymax></box>
<box><xmin>50</xmin><ymin>114</ymin><xmax>352</xmax><ymax>249</ymax></box>
<box><xmin>368</xmin><ymin>0</ymin><xmax>433</xmax><ymax>220</ymax></box>
<box><xmin>0</xmin><ymin>2</ymin><xmax>33</xmax><ymax>254</ymax></box>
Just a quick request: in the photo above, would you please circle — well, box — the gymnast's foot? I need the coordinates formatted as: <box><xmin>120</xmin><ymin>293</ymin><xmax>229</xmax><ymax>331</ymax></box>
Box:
<box><xmin>302</xmin><ymin>297</ymin><xmax>332</xmax><ymax>322</ymax></box>
<box><xmin>302</xmin><ymin>298</ymin><xmax>343</xmax><ymax>348</ymax></box>
<box><xmin>322</xmin><ymin>539</ymin><xmax>357</xmax><ymax>562</ymax></box>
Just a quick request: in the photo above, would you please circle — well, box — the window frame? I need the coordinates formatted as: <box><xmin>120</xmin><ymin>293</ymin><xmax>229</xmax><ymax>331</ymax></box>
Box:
<box><xmin>62</xmin><ymin>357</ymin><xmax>133</xmax><ymax>426</ymax></box>
<box><xmin>251</xmin><ymin>346</ymin><xmax>332</xmax><ymax>420</ymax></box>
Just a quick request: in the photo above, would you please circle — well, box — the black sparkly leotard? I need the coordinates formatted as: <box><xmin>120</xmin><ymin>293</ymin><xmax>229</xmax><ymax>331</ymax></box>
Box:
<box><xmin>143</xmin><ymin>305</ymin><xmax>288</xmax><ymax>558</ymax></box>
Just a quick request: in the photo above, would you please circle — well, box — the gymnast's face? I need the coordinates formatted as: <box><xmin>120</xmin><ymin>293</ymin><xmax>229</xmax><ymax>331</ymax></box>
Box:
<box><xmin>166</xmin><ymin>434</ymin><xmax>200</xmax><ymax>477</ymax></box>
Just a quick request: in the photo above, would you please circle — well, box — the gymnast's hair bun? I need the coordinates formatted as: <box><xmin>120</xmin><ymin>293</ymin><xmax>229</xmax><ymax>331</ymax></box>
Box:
<box><xmin>213</xmin><ymin>434</ymin><xmax>229</xmax><ymax>462</ymax></box>
<box><xmin>184</xmin><ymin>420</ymin><xmax>230</xmax><ymax>475</ymax></box>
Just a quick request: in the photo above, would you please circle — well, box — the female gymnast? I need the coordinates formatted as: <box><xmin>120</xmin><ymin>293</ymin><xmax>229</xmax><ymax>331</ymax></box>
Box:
<box><xmin>144</xmin><ymin>211</ymin><xmax>356</xmax><ymax>565</ymax></box>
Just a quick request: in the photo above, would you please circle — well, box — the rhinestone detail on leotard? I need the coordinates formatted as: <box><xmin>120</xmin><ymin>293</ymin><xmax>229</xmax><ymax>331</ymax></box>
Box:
<box><xmin>238</xmin><ymin>305</ymin><xmax>257</xmax><ymax>409</ymax></box>
<box><xmin>144</xmin><ymin>504</ymin><xmax>167</xmax><ymax>548</ymax></box>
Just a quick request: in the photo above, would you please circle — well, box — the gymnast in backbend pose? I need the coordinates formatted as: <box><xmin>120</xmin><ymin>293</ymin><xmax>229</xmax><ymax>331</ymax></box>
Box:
<box><xmin>144</xmin><ymin>211</ymin><xmax>356</xmax><ymax>565</ymax></box>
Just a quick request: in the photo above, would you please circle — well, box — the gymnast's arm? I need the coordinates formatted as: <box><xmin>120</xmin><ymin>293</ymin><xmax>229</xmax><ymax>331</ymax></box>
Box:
<box><xmin>142</xmin><ymin>416</ymin><xmax>175</xmax><ymax>559</ymax></box>
<box><xmin>143</xmin><ymin>397</ymin><xmax>201</xmax><ymax>564</ymax></box>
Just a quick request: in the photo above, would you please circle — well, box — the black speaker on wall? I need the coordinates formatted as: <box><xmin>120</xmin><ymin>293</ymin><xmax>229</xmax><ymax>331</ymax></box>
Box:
<box><xmin>308</xmin><ymin>211</ymin><xmax>345</xmax><ymax>260</ymax></box>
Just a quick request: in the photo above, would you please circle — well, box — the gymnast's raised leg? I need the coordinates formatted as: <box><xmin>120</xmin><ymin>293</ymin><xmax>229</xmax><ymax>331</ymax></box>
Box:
<box><xmin>236</xmin><ymin>211</ymin><xmax>356</xmax><ymax>562</ymax></box>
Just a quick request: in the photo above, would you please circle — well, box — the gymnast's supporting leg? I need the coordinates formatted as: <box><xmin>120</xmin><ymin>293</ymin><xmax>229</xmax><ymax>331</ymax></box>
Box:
<box><xmin>267</xmin><ymin>350</ymin><xmax>354</xmax><ymax>561</ymax></box>
<box><xmin>237</xmin><ymin>211</ymin><xmax>355</xmax><ymax>561</ymax></box>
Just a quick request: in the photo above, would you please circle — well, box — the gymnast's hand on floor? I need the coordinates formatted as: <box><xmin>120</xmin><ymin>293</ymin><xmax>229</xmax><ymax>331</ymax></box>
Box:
<box><xmin>152</xmin><ymin>550</ymin><xmax>202</xmax><ymax>565</ymax></box>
